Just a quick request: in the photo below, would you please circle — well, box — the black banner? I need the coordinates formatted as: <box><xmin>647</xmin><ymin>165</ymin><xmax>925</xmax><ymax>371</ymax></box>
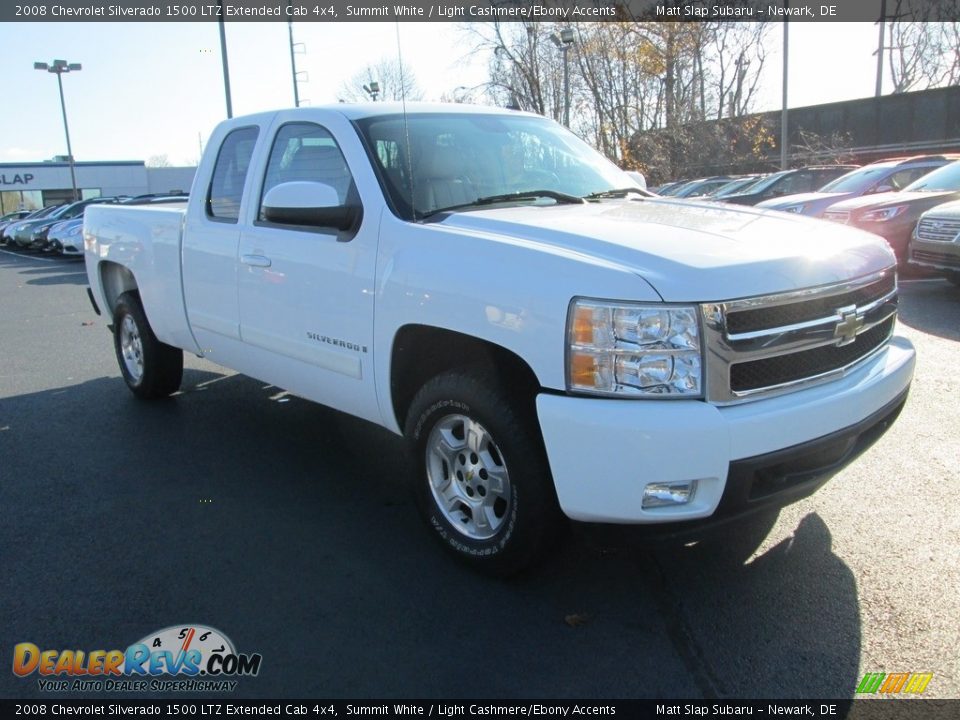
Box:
<box><xmin>2</xmin><ymin>700</ymin><xmax>960</xmax><ymax>719</ymax></box>
<box><xmin>3</xmin><ymin>0</ymin><xmax>960</xmax><ymax>24</ymax></box>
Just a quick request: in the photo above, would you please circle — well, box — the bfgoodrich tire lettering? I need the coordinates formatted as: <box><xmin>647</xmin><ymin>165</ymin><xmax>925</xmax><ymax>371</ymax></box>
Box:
<box><xmin>405</xmin><ymin>370</ymin><xmax>562</xmax><ymax>576</ymax></box>
<box><xmin>112</xmin><ymin>291</ymin><xmax>183</xmax><ymax>400</ymax></box>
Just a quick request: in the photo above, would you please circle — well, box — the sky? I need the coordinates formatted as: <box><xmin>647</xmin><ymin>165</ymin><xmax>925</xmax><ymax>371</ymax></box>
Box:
<box><xmin>0</xmin><ymin>20</ymin><xmax>885</xmax><ymax>167</ymax></box>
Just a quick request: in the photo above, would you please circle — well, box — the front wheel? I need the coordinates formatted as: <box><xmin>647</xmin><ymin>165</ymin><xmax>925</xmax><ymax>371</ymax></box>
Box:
<box><xmin>405</xmin><ymin>370</ymin><xmax>563</xmax><ymax>576</ymax></box>
<box><xmin>112</xmin><ymin>291</ymin><xmax>183</xmax><ymax>399</ymax></box>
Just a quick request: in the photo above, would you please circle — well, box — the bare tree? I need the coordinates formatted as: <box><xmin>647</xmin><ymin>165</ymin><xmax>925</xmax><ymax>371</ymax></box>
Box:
<box><xmin>338</xmin><ymin>57</ymin><xmax>423</xmax><ymax>103</ymax></box>
<box><xmin>885</xmin><ymin>2</ymin><xmax>960</xmax><ymax>92</ymax></box>
<box><xmin>146</xmin><ymin>154</ymin><xmax>171</xmax><ymax>168</ymax></box>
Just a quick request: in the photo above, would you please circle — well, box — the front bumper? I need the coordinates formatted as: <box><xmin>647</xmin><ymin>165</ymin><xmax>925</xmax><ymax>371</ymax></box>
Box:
<box><xmin>536</xmin><ymin>335</ymin><xmax>915</xmax><ymax>524</ymax></box>
<box><xmin>909</xmin><ymin>238</ymin><xmax>960</xmax><ymax>272</ymax></box>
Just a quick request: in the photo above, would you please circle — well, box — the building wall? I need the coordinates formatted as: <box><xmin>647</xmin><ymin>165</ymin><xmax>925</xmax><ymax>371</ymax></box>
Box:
<box><xmin>146</xmin><ymin>167</ymin><xmax>196</xmax><ymax>195</ymax></box>
<box><xmin>0</xmin><ymin>160</ymin><xmax>196</xmax><ymax>212</ymax></box>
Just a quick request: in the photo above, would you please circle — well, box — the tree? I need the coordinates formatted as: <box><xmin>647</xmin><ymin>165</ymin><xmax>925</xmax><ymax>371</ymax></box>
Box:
<box><xmin>146</xmin><ymin>154</ymin><xmax>171</xmax><ymax>168</ymax></box>
<box><xmin>338</xmin><ymin>57</ymin><xmax>423</xmax><ymax>103</ymax></box>
<box><xmin>884</xmin><ymin>3</ymin><xmax>960</xmax><ymax>92</ymax></box>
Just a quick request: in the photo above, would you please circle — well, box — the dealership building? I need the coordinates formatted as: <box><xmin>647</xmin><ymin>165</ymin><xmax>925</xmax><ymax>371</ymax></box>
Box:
<box><xmin>0</xmin><ymin>159</ymin><xmax>196</xmax><ymax>214</ymax></box>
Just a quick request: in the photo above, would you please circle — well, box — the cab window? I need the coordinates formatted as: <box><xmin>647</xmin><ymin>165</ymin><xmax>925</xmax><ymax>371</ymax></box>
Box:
<box><xmin>207</xmin><ymin>126</ymin><xmax>259</xmax><ymax>222</ymax></box>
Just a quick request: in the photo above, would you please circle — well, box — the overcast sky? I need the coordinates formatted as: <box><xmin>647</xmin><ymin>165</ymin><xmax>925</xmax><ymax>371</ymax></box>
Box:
<box><xmin>1</xmin><ymin>21</ymin><xmax>884</xmax><ymax>166</ymax></box>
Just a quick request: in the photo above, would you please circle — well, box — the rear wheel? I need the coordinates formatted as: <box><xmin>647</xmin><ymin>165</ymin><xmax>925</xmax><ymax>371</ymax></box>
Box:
<box><xmin>405</xmin><ymin>369</ymin><xmax>563</xmax><ymax>576</ymax></box>
<box><xmin>112</xmin><ymin>291</ymin><xmax>183</xmax><ymax>399</ymax></box>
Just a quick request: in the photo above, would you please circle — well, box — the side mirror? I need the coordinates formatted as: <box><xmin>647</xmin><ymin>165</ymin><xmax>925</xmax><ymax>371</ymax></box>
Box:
<box><xmin>626</xmin><ymin>170</ymin><xmax>647</xmax><ymax>190</ymax></box>
<box><xmin>262</xmin><ymin>181</ymin><xmax>360</xmax><ymax>231</ymax></box>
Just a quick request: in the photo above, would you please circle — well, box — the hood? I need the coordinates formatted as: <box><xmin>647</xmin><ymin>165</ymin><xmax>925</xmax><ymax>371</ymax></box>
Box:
<box><xmin>921</xmin><ymin>199</ymin><xmax>960</xmax><ymax>219</ymax></box>
<box><xmin>432</xmin><ymin>198</ymin><xmax>895</xmax><ymax>302</ymax></box>
<box><xmin>755</xmin><ymin>191</ymin><xmax>849</xmax><ymax>210</ymax></box>
<box><xmin>827</xmin><ymin>190</ymin><xmax>955</xmax><ymax>212</ymax></box>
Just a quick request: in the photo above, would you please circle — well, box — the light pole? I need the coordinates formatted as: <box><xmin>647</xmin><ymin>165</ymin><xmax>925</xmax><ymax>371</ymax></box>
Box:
<box><xmin>34</xmin><ymin>59</ymin><xmax>81</xmax><ymax>202</ymax></box>
<box><xmin>363</xmin><ymin>81</ymin><xmax>380</xmax><ymax>101</ymax></box>
<box><xmin>550</xmin><ymin>28</ymin><xmax>575</xmax><ymax>127</ymax></box>
<box><xmin>780</xmin><ymin>12</ymin><xmax>789</xmax><ymax>171</ymax></box>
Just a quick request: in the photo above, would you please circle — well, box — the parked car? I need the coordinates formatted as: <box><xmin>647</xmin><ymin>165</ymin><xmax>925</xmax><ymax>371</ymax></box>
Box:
<box><xmin>17</xmin><ymin>198</ymin><xmax>118</xmax><ymax>250</ymax></box>
<box><xmin>45</xmin><ymin>218</ymin><xmax>82</xmax><ymax>255</ymax></box>
<box><xmin>654</xmin><ymin>180</ymin><xmax>692</xmax><ymax>196</ymax></box>
<box><xmin>83</xmin><ymin>103</ymin><xmax>913</xmax><ymax>575</ymax></box>
<box><xmin>908</xmin><ymin>200</ymin><xmax>960</xmax><ymax>285</ymax></box>
<box><xmin>705</xmin><ymin>175</ymin><xmax>768</xmax><ymax>199</ymax></box>
<box><xmin>756</xmin><ymin>155</ymin><xmax>960</xmax><ymax>217</ymax></box>
<box><xmin>1</xmin><ymin>205</ymin><xmax>61</xmax><ymax>245</ymax></box>
<box><xmin>719</xmin><ymin>166</ymin><xmax>859</xmax><ymax>206</ymax></box>
<box><xmin>671</xmin><ymin>176</ymin><xmax>736</xmax><ymax>199</ymax></box>
<box><xmin>0</xmin><ymin>210</ymin><xmax>32</xmax><ymax>237</ymax></box>
<box><xmin>822</xmin><ymin>160</ymin><xmax>960</xmax><ymax>263</ymax></box>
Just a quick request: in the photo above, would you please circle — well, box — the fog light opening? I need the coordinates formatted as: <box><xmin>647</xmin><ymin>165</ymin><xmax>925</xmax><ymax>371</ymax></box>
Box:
<box><xmin>642</xmin><ymin>479</ymin><xmax>699</xmax><ymax>509</ymax></box>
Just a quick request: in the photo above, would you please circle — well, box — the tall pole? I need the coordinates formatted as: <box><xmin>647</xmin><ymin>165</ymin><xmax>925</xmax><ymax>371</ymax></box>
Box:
<box><xmin>562</xmin><ymin>45</ymin><xmax>570</xmax><ymax>127</ymax></box>
<box><xmin>217</xmin><ymin>2</ymin><xmax>233</xmax><ymax>118</ymax></box>
<box><xmin>55</xmin><ymin>71</ymin><xmax>79</xmax><ymax>201</ymax></box>
<box><xmin>780</xmin><ymin>14</ymin><xmax>789</xmax><ymax>171</ymax></box>
<box><xmin>36</xmin><ymin>60</ymin><xmax>81</xmax><ymax>202</ymax></box>
<box><xmin>287</xmin><ymin>15</ymin><xmax>300</xmax><ymax>108</ymax></box>
<box><xmin>875</xmin><ymin>0</ymin><xmax>886</xmax><ymax>96</ymax></box>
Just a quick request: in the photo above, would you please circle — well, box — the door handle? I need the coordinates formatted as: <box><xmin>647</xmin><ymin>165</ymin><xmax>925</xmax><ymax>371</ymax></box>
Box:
<box><xmin>241</xmin><ymin>254</ymin><xmax>272</xmax><ymax>268</ymax></box>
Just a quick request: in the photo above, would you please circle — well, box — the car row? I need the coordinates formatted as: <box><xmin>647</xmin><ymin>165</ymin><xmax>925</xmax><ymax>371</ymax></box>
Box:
<box><xmin>651</xmin><ymin>155</ymin><xmax>960</xmax><ymax>276</ymax></box>
<box><xmin>0</xmin><ymin>194</ymin><xmax>189</xmax><ymax>256</ymax></box>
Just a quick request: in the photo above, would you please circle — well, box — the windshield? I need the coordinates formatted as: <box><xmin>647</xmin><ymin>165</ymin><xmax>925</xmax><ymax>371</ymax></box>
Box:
<box><xmin>903</xmin><ymin>160</ymin><xmax>960</xmax><ymax>192</ymax></box>
<box><xmin>354</xmin><ymin>112</ymin><xmax>633</xmax><ymax>219</ymax></box>
<box><xmin>711</xmin><ymin>176</ymin><xmax>762</xmax><ymax>197</ymax></box>
<box><xmin>818</xmin><ymin>166</ymin><xmax>892</xmax><ymax>193</ymax></box>
<box><xmin>736</xmin><ymin>170</ymin><xmax>790</xmax><ymax>195</ymax></box>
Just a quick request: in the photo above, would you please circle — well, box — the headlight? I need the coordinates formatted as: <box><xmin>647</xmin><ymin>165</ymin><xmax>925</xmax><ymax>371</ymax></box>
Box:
<box><xmin>861</xmin><ymin>206</ymin><xmax>906</xmax><ymax>222</ymax></box>
<box><xmin>567</xmin><ymin>299</ymin><xmax>703</xmax><ymax>397</ymax></box>
<box><xmin>783</xmin><ymin>205</ymin><xmax>804</xmax><ymax>214</ymax></box>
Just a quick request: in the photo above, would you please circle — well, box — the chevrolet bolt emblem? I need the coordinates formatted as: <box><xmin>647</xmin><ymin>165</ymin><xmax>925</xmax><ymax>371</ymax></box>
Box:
<box><xmin>466</xmin><ymin>471</ymin><xmax>474</xmax><ymax>482</ymax></box>
<box><xmin>834</xmin><ymin>305</ymin><xmax>863</xmax><ymax>346</ymax></box>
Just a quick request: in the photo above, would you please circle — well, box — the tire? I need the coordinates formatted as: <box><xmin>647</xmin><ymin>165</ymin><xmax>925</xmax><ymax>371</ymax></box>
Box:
<box><xmin>112</xmin><ymin>291</ymin><xmax>183</xmax><ymax>399</ymax></box>
<box><xmin>405</xmin><ymin>369</ymin><xmax>563</xmax><ymax>576</ymax></box>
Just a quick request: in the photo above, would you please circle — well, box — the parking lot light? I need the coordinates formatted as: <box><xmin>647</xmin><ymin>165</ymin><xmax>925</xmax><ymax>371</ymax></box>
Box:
<box><xmin>34</xmin><ymin>58</ymin><xmax>82</xmax><ymax>202</ymax></box>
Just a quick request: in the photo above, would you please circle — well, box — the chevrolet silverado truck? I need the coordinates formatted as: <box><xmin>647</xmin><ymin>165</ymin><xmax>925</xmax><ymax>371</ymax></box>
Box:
<box><xmin>84</xmin><ymin>104</ymin><xmax>915</xmax><ymax>574</ymax></box>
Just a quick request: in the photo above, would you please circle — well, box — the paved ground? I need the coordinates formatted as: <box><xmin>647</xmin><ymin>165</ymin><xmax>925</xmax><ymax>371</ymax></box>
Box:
<box><xmin>1</xmin><ymin>247</ymin><xmax>958</xmax><ymax>700</ymax></box>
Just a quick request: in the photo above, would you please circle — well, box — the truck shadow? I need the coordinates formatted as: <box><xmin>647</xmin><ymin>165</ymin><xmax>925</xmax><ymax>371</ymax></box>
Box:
<box><xmin>0</xmin><ymin>370</ymin><xmax>860</xmax><ymax>701</ymax></box>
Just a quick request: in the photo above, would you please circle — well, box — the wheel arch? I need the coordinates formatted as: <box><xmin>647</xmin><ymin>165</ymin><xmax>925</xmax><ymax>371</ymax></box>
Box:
<box><xmin>390</xmin><ymin>324</ymin><xmax>543</xmax><ymax>431</ymax></box>
<box><xmin>98</xmin><ymin>261</ymin><xmax>139</xmax><ymax>318</ymax></box>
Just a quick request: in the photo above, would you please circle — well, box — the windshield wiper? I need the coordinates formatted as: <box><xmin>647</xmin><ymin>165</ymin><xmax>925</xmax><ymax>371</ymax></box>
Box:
<box><xmin>583</xmin><ymin>187</ymin><xmax>649</xmax><ymax>200</ymax></box>
<box><xmin>420</xmin><ymin>189</ymin><xmax>585</xmax><ymax>219</ymax></box>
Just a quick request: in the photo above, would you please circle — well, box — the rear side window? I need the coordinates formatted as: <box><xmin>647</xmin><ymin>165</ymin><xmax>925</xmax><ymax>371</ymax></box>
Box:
<box><xmin>207</xmin><ymin>126</ymin><xmax>259</xmax><ymax>222</ymax></box>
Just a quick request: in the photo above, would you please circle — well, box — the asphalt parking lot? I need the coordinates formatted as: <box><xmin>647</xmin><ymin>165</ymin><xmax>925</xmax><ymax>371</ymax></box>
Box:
<box><xmin>1</xmin><ymin>247</ymin><xmax>958</xmax><ymax>701</ymax></box>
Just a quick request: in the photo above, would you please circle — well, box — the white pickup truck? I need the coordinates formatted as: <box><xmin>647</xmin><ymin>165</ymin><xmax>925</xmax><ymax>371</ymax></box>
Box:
<box><xmin>84</xmin><ymin>103</ymin><xmax>915</xmax><ymax>574</ymax></box>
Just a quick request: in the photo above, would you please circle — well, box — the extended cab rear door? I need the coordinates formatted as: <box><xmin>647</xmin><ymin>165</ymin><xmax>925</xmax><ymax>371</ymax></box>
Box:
<box><xmin>235</xmin><ymin>112</ymin><xmax>382</xmax><ymax>425</ymax></box>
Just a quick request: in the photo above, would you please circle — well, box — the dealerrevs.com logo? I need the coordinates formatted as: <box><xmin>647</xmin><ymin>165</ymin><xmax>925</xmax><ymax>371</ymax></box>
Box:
<box><xmin>12</xmin><ymin>625</ymin><xmax>261</xmax><ymax>692</ymax></box>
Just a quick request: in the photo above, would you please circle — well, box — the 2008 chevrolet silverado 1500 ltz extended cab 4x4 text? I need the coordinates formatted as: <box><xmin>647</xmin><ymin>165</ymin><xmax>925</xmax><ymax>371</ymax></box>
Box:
<box><xmin>84</xmin><ymin>104</ymin><xmax>915</xmax><ymax>575</ymax></box>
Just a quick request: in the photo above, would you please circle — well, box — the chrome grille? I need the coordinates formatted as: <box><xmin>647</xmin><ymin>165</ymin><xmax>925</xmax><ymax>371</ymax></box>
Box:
<box><xmin>702</xmin><ymin>270</ymin><xmax>898</xmax><ymax>404</ymax></box>
<box><xmin>823</xmin><ymin>210</ymin><xmax>851</xmax><ymax>224</ymax></box>
<box><xmin>916</xmin><ymin>217</ymin><xmax>960</xmax><ymax>243</ymax></box>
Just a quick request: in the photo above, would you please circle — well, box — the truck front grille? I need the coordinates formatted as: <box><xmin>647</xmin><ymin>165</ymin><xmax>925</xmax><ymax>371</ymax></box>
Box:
<box><xmin>730</xmin><ymin>317</ymin><xmax>894</xmax><ymax>392</ymax></box>
<box><xmin>702</xmin><ymin>270</ymin><xmax>898</xmax><ymax>403</ymax></box>
<box><xmin>726</xmin><ymin>273</ymin><xmax>895</xmax><ymax>334</ymax></box>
